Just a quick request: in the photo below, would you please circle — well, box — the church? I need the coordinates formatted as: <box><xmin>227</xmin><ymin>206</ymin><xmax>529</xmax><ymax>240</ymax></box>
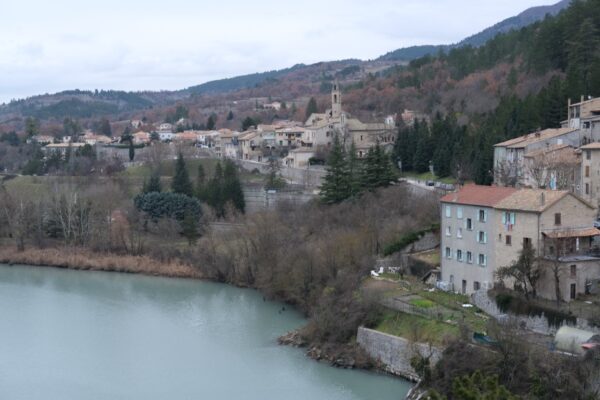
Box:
<box><xmin>304</xmin><ymin>81</ymin><xmax>396</xmax><ymax>157</ymax></box>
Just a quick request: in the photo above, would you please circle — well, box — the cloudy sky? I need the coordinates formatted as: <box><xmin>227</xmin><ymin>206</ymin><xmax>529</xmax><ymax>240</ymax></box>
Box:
<box><xmin>1</xmin><ymin>0</ymin><xmax>555</xmax><ymax>103</ymax></box>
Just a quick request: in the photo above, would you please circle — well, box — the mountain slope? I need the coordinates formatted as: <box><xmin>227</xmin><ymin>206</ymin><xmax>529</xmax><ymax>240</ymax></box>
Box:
<box><xmin>378</xmin><ymin>0</ymin><xmax>571</xmax><ymax>61</ymax></box>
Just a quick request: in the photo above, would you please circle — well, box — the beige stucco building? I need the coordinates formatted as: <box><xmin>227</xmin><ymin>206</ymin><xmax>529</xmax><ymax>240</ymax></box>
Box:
<box><xmin>440</xmin><ymin>185</ymin><xmax>600</xmax><ymax>301</ymax></box>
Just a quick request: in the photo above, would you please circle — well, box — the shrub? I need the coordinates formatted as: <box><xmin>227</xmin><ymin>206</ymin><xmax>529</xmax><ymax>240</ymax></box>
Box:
<box><xmin>134</xmin><ymin>192</ymin><xmax>202</xmax><ymax>222</ymax></box>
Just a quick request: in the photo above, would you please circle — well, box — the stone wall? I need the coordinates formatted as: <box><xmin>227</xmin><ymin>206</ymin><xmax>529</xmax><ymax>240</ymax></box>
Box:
<box><xmin>236</xmin><ymin>159</ymin><xmax>326</xmax><ymax>188</ymax></box>
<box><xmin>243</xmin><ymin>185</ymin><xmax>316</xmax><ymax>213</ymax></box>
<box><xmin>356</xmin><ymin>327</ymin><xmax>443</xmax><ymax>381</ymax></box>
<box><xmin>471</xmin><ymin>290</ymin><xmax>599</xmax><ymax>335</ymax></box>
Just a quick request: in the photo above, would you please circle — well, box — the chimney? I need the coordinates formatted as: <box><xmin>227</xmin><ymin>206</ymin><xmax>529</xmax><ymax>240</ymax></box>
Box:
<box><xmin>581</xmin><ymin>95</ymin><xmax>585</xmax><ymax>103</ymax></box>
<box><xmin>540</xmin><ymin>192</ymin><xmax>546</xmax><ymax>206</ymax></box>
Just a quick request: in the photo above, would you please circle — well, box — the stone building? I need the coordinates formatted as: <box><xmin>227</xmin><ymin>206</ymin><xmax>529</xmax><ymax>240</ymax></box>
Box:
<box><xmin>440</xmin><ymin>184</ymin><xmax>600</xmax><ymax>301</ymax></box>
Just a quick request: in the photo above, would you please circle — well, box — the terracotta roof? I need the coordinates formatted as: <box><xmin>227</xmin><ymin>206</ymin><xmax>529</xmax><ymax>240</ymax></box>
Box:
<box><xmin>544</xmin><ymin>228</ymin><xmax>600</xmax><ymax>239</ymax></box>
<box><xmin>440</xmin><ymin>185</ymin><xmax>517</xmax><ymax>207</ymax></box>
<box><xmin>494</xmin><ymin>189</ymin><xmax>569</xmax><ymax>212</ymax></box>
<box><xmin>523</xmin><ymin>144</ymin><xmax>573</xmax><ymax>158</ymax></box>
<box><xmin>494</xmin><ymin>128</ymin><xmax>577</xmax><ymax>149</ymax></box>
<box><xmin>581</xmin><ymin>143</ymin><xmax>600</xmax><ymax>150</ymax></box>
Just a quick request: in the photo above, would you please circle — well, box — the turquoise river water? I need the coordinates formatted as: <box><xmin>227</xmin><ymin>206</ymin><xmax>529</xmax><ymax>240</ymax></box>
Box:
<box><xmin>0</xmin><ymin>264</ymin><xmax>411</xmax><ymax>399</ymax></box>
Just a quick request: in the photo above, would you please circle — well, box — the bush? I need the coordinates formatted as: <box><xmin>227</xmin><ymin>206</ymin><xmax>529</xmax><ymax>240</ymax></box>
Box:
<box><xmin>134</xmin><ymin>192</ymin><xmax>202</xmax><ymax>222</ymax></box>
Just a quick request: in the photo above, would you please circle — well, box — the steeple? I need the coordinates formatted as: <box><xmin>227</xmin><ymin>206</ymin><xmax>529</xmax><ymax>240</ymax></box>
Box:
<box><xmin>331</xmin><ymin>80</ymin><xmax>342</xmax><ymax>118</ymax></box>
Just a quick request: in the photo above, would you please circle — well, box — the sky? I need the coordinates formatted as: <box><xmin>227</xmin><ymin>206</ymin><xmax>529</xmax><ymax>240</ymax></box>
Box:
<box><xmin>0</xmin><ymin>0</ymin><xmax>557</xmax><ymax>103</ymax></box>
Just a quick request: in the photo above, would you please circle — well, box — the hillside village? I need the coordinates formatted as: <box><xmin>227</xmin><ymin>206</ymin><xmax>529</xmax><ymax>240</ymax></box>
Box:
<box><xmin>3</xmin><ymin>0</ymin><xmax>600</xmax><ymax>398</ymax></box>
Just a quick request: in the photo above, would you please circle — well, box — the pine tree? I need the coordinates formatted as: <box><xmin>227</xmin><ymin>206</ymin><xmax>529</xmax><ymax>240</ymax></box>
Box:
<box><xmin>362</xmin><ymin>142</ymin><xmax>395</xmax><ymax>191</ymax></box>
<box><xmin>319</xmin><ymin>134</ymin><xmax>350</xmax><ymax>204</ymax></box>
<box><xmin>223</xmin><ymin>160</ymin><xmax>245</xmax><ymax>214</ymax></box>
<box><xmin>305</xmin><ymin>97</ymin><xmax>318</xmax><ymax>120</ymax></box>
<box><xmin>413</xmin><ymin>123</ymin><xmax>431</xmax><ymax>174</ymax></box>
<box><xmin>346</xmin><ymin>141</ymin><xmax>363</xmax><ymax>197</ymax></box>
<box><xmin>206</xmin><ymin>162</ymin><xmax>224</xmax><ymax>217</ymax></box>
<box><xmin>206</xmin><ymin>114</ymin><xmax>217</xmax><ymax>130</ymax></box>
<box><xmin>128</xmin><ymin>139</ymin><xmax>135</xmax><ymax>162</ymax></box>
<box><xmin>171</xmin><ymin>153</ymin><xmax>193</xmax><ymax>197</ymax></box>
<box><xmin>144</xmin><ymin>173</ymin><xmax>162</xmax><ymax>193</ymax></box>
<box><xmin>196</xmin><ymin>163</ymin><xmax>206</xmax><ymax>200</ymax></box>
<box><xmin>227</xmin><ymin>111</ymin><xmax>234</xmax><ymax>121</ymax></box>
<box><xmin>181</xmin><ymin>210</ymin><xmax>200</xmax><ymax>246</ymax></box>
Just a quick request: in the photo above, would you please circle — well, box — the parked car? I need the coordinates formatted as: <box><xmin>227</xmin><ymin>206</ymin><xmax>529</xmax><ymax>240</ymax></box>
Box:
<box><xmin>594</xmin><ymin>218</ymin><xmax>600</xmax><ymax>229</ymax></box>
<box><xmin>426</xmin><ymin>180</ymin><xmax>435</xmax><ymax>187</ymax></box>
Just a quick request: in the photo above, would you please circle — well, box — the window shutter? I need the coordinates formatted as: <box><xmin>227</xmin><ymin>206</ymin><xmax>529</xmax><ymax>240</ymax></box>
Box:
<box><xmin>483</xmin><ymin>255</ymin><xmax>488</xmax><ymax>266</ymax></box>
<box><xmin>484</xmin><ymin>210</ymin><xmax>488</xmax><ymax>222</ymax></box>
<box><xmin>511</xmin><ymin>213</ymin><xmax>516</xmax><ymax>225</ymax></box>
<box><xmin>502</xmin><ymin>212</ymin><xmax>506</xmax><ymax>224</ymax></box>
<box><xmin>484</xmin><ymin>232</ymin><xmax>488</xmax><ymax>244</ymax></box>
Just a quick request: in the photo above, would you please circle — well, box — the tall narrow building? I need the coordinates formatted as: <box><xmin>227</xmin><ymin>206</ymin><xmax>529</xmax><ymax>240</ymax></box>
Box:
<box><xmin>331</xmin><ymin>80</ymin><xmax>342</xmax><ymax>118</ymax></box>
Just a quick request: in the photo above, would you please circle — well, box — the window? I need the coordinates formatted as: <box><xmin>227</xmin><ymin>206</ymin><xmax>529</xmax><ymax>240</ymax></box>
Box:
<box><xmin>523</xmin><ymin>237</ymin><xmax>532</xmax><ymax>247</ymax></box>
<box><xmin>587</xmin><ymin>150</ymin><xmax>592</xmax><ymax>160</ymax></box>
<box><xmin>555</xmin><ymin>213</ymin><xmax>562</xmax><ymax>226</ymax></box>
<box><xmin>445</xmin><ymin>247</ymin><xmax>452</xmax><ymax>259</ymax></box>
<box><xmin>445</xmin><ymin>205</ymin><xmax>452</xmax><ymax>218</ymax></box>
<box><xmin>478</xmin><ymin>254</ymin><xmax>487</xmax><ymax>266</ymax></box>
<box><xmin>446</xmin><ymin>226</ymin><xmax>452</xmax><ymax>236</ymax></box>
<box><xmin>570</xmin><ymin>265</ymin><xmax>577</xmax><ymax>278</ymax></box>
<box><xmin>473</xmin><ymin>281</ymin><xmax>481</xmax><ymax>291</ymax></box>
<box><xmin>457</xmin><ymin>228</ymin><xmax>463</xmax><ymax>239</ymax></box>
<box><xmin>457</xmin><ymin>207</ymin><xmax>463</xmax><ymax>219</ymax></box>
<box><xmin>586</xmin><ymin>183</ymin><xmax>590</xmax><ymax>195</ymax></box>
<box><xmin>457</xmin><ymin>250</ymin><xmax>463</xmax><ymax>262</ymax></box>
<box><xmin>466</xmin><ymin>218</ymin><xmax>473</xmax><ymax>231</ymax></box>
<box><xmin>502</xmin><ymin>212</ymin><xmax>516</xmax><ymax>227</ymax></box>
<box><xmin>506</xmin><ymin>235</ymin><xmax>512</xmax><ymax>246</ymax></box>
<box><xmin>466</xmin><ymin>251</ymin><xmax>473</xmax><ymax>264</ymax></box>
<box><xmin>586</xmin><ymin>166</ymin><xmax>590</xmax><ymax>178</ymax></box>
<box><xmin>478</xmin><ymin>231</ymin><xmax>487</xmax><ymax>244</ymax></box>
<box><xmin>478</xmin><ymin>209</ymin><xmax>487</xmax><ymax>222</ymax></box>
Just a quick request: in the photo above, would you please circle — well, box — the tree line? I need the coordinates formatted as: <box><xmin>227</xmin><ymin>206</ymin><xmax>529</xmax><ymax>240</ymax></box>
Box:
<box><xmin>320</xmin><ymin>135</ymin><xmax>396</xmax><ymax>204</ymax></box>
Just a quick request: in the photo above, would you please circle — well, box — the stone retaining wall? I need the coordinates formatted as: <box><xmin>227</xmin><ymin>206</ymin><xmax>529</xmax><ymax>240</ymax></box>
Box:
<box><xmin>471</xmin><ymin>290</ymin><xmax>599</xmax><ymax>335</ymax></box>
<box><xmin>356</xmin><ymin>327</ymin><xmax>443</xmax><ymax>381</ymax></box>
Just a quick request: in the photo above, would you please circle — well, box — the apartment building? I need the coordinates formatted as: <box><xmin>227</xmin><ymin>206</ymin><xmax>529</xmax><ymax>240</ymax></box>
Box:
<box><xmin>440</xmin><ymin>185</ymin><xmax>600</xmax><ymax>301</ymax></box>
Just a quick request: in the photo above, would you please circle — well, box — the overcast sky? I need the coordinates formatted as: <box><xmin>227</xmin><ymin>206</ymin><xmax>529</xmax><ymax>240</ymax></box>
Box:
<box><xmin>0</xmin><ymin>0</ymin><xmax>556</xmax><ymax>103</ymax></box>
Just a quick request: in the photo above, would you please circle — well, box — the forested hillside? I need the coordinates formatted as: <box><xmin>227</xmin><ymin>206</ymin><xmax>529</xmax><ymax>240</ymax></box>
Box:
<box><xmin>387</xmin><ymin>0</ymin><xmax>600</xmax><ymax>185</ymax></box>
<box><xmin>377</xmin><ymin>0</ymin><xmax>571</xmax><ymax>61</ymax></box>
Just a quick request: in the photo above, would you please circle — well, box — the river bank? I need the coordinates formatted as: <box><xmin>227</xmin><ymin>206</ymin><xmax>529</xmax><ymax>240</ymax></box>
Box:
<box><xmin>0</xmin><ymin>245</ymin><xmax>394</xmax><ymax>379</ymax></box>
<box><xmin>0</xmin><ymin>246</ymin><xmax>203</xmax><ymax>279</ymax></box>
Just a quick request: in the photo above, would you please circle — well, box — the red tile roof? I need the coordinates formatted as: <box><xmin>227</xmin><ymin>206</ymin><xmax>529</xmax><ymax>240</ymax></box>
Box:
<box><xmin>440</xmin><ymin>185</ymin><xmax>518</xmax><ymax>207</ymax></box>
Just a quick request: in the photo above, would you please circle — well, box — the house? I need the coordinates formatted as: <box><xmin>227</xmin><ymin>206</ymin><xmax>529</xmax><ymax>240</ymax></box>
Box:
<box><xmin>238</xmin><ymin>131</ymin><xmax>263</xmax><ymax>161</ymax></box>
<box><xmin>493</xmin><ymin>127</ymin><xmax>580</xmax><ymax>186</ymax></box>
<box><xmin>439</xmin><ymin>185</ymin><xmax>599</xmax><ymax>301</ymax></box>
<box><xmin>132</xmin><ymin>131</ymin><xmax>151</xmax><ymax>145</ymax></box>
<box><xmin>215</xmin><ymin>129</ymin><xmax>239</xmax><ymax>158</ymax></box>
<box><xmin>564</xmin><ymin>96</ymin><xmax>600</xmax><ymax>142</ymax></box>
<box><xmin>263</xmin><ymin>101</ymin><xmax>282</xmax><ymax>111</ymax></box>
<box><xmin>197</xmin><ymin>131</ymin><xmax>220</xmax><ymax>148</ymax></box>
<box><xmin>29</xmin><ymin>135</ymin><xmax>55</xmax><ymax>145</ymax></box>
<box><xmin>275</xmin><ymin>126</ymin><xmax>306</xmax><ymax>147</ymax></box>
<box><xmin>130</xmin><ymin>120</ymin><xmax>143</xmax><ymax>129</ymax></box>
<box><xmin>158</xmin><ymin>123</ymin><xmax>173</xmax><ymax>132</ymax></box>
<box><xmin>42</xmin><ymin>143</ymin><xmax>87</xmax><ymax>157</ymax></box>
<box><xmin>521</xmin><ymin>144</ymin><xmax>580</xmax><ymax>191</ymax></box>
<box><xmin>81</xmin><ymin>130</ymin><xmax>112</xmax><ymax>146</ymax></box>
<box><xmin>285</xmin><ymin>148</ymin><xmax>315</xmax><ymax>168</ymax></box>
<box><xmin>400</xmin><ymin>109</ymin><xmax>428</xmax><ymax>127</ymax></box>
<box><xmin>173</xmin><ymin>130</ymin><xmax>199</xmax><ymax>143</ymax></box>
<box><xmin>159</xmin><ymin>131</ymin><xmax>175</xmax><ymax>142</ymax></box>
<box><xmin>581</xmin><ymin>143</ymin><xmax>600</xmax><ymax>205</ymax></box>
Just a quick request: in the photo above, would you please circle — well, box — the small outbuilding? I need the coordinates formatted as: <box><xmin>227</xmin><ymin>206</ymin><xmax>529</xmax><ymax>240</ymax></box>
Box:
<box><xmin>554</xmin><ymin>326</ymin><xmax>600</xmax><ymax>355</ymax></box>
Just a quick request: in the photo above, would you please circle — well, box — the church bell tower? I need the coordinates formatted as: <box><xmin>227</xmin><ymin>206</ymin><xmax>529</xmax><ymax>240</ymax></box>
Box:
<box><xmin>331</xmin><ymin>80</ymin><xmax>342</xmax><ymax>118</ymax></box>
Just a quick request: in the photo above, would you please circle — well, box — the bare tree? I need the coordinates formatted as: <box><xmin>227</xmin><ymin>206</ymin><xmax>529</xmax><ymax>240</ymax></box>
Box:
<box><xmin>0</xmin><ymin>187</ymin><xmax>35</xmax><ymax>251</ymax></box>
<box><xmin>494</xmin><ymin>159</ymin><xmax>520</xmax><ymax>187</ymax></box>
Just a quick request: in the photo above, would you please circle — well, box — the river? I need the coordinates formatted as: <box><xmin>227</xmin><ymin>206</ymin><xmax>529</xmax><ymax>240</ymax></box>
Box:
<box><xmin>0</xmin><ymin>264</ymin><xmax>411</xmax><ymax>399</ymax></box>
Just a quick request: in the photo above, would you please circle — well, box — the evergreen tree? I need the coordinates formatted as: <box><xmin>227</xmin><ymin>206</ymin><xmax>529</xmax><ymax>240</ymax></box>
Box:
<box><xmin>128</xmin><ymin>139</ymin><xmax>135</xmax><ymax>162</ymax></box>
<box><xmin>346</xmin><ymin>141</ymin><xmax>363</xmax><ymax>197</ymax></box>
<box><xmin>413</xmin><ymin>122</ymin><xmax>431</xmax><ymax>174</ymax></box>
<box><xmin>25</xmin><ymin>117</ymin><xmax>40</xmax><ymax>137</ymax></box>
<box><xmin>566</xmin><ymin>18</ymin><xmax>600</xmax><ymax>98</ymax></box>
<box><xmin>319</xmin><ymin>134</ymin><xmax>350</xmax><ymax>204</ymax></box>
<box><xmin>206</xmin><ymin>162</ymin><xmax>224</xmax><ymax>217</ymax></box>
<box><xmin>362</xmin><ymin>142</ymin><xmax>395</xmax><ymax>191</ymax></box>
<box><xmin>99</xmin><ymin>118</ymin><xmax>112</xmax><ymax>137</ymax></box>
<box><xmin>206</xmin><ymin>114</ymin><xmax>217</xmax><ymax>130</ymax></box>
<box><xmin>241</xmin><ymin>116</ymin><xmax>257</xmax><ymax>131</ymax></box>
<box><xmin>305</xmin><ymin>97</ymin><xmax>318</xmax><ymax>119</ymax></box>
<box><xmin>171</xmin><ymin>153</ymin><xmax>193</xmax><ymax>197</ymax></box>
<box><xmin>181</xmin><ymin>210</ymin><xmax>200</xmax><ymax>246</ymax></box>
<box><xmin>227</xmin><ymin>110</ymin><xmax>234</xmax><ymax>121</ymax></box>
<box><xmin>223</xmin><ymin>160</ymin><xmax>245</xmax><ymax>214</ymax></box>
<box><xmin>195</xmin><ymin>163</ymin><xmax>207</xmax><ymax>200</ymax></box>
<box><xmin>143</xmin><ymin>173</ymin><xmax>162</xmax><ymax>193</ymax></box>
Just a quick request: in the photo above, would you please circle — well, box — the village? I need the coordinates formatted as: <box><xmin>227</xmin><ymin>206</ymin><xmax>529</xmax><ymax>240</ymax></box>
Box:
<box><xmin>4</xmin><ymin>76</ymin><xmax>600</xmax><ymax>400</ymax></box>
